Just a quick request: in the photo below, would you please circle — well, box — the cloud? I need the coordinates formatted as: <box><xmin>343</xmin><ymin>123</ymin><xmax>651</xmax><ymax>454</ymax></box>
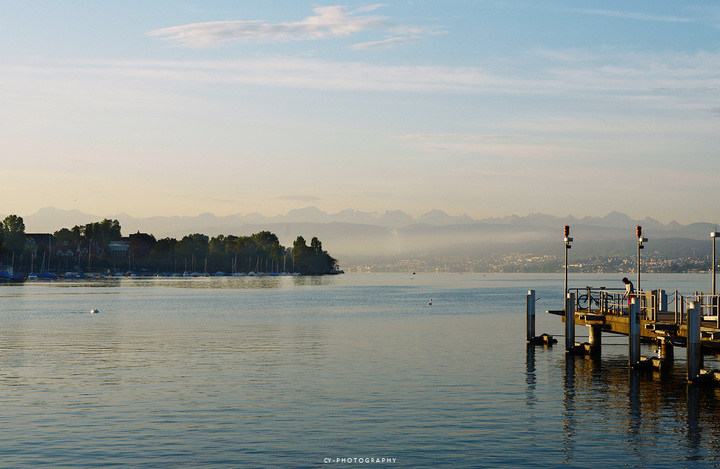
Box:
<box><xmin>19</xmin><ymin>57</ymin><xmax>510</xmax><ymax>93</ymax></box>
<box><xmin>146</xmin><ymin>5</ymin><xmax>431</xmax><ymax>48</ymax></box>
<box><xmin>575</xmin><ymin>9</ymin><xmax>692</xmax><ymax>23</ymax></box>
<box><xmin>396</xmin><ymin>134</ymin><xmax>523</xmax><ymax>141</ymax></box>
<box><xmin>273</xmin><ymin>194</ymin><xmax>322</xmax><ymax>203</ymax></box>
<box><xmin>395</xmin><ymin>133</ymin><xmax>593</xmax><ymax>159</ymax></box>
<box><xmin>351</xmin><ymin>36</ymin><xmax>415</xmax><ymax>50</ymax></box>
<box><xmin>7</xmin><ymin>48</ymin><xmax>720</xmax><ymax>110</ymax></box>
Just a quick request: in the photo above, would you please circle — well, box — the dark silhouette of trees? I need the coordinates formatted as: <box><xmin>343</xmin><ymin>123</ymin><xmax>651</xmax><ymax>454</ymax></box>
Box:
<box><xmin>3</xmin><ymin>213</ymin><xmax>339</xmax><ymax>276</ymax></box>
<box><xmin>1</xmin><ymin>215</ymin><xmax>26</xmax><ymax>268</ymax></box>
<box><xmin>175</xmin><ymin>234</ymin><xmax>210</xmax><ymax>272</ymax></box>
<box><xmin>148</xmin><ymin>238</ymin><xmax>177</xmax><ymax>271</ymax></box>
<box><xmin>2</xmin><ymin>215</ymin><xmax>25</xmax><ymax>251</ymax></box>
<box><xmin>291</xmin><ymin>236</ymin><xmax>338</xmax><ymax>274</ymax></box>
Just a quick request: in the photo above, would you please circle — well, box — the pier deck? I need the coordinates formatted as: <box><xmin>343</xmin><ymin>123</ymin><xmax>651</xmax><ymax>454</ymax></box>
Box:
<box><xmin>547</xmin><ymin>287</ymin><xmax>720</xmax><ymax>352</ymax></box>
<box><xmin>548</xmin><ymin>309</ymin><xmax>720</xmax><ymax>350</ymax></box>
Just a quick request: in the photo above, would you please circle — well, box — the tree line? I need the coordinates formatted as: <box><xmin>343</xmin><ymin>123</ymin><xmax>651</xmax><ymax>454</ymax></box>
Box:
<box><xmin>0</xmin><ymin>215</ymin><xmax>339</xmax><ymax>275</ymax></box>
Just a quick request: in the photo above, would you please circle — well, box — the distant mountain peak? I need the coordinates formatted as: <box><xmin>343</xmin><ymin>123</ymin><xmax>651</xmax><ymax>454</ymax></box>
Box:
<box><xmin>20</xmin><ymin>206</ymin><xmax>704</xmax><ymax>240</ymax></box>
<box><xmin>288</xmin><ymin>206</ymin><xmax>324</xmax><ymax>215</ymax></box>
<box><xmin>416</xmin><ymin>209</ymin><xmax>475</xmax><ymax>226</ymax></box>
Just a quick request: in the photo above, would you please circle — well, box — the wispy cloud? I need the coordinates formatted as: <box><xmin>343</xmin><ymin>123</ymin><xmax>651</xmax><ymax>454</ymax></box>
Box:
<box><xmin>6</xmin><ymin>49</ymin><xmax>719</xmax><ymax>112</ymax></box>
<box><xmin>396</xmin><ymin>133</ymin><xmax>523</xmax><ymax>142</ymax></box>
<box><xmin>146</xmin><ymin>5</ymin><xmax>434</xmax><ymax>49</ymax></box>
<box><xmin>14</xmin><ymin>57</ymin><xmax>512</xmax><ymax>93</ymax></box>
<box><xmin>351</xmin><ymin>36</ymin><xmax>415</xmax><ymax>50</ymax></box>
<box><xmin>274</xmin><ymin>194</ymin><xmax>322</xmax><ymax>203</ymax></box>
<box><xmin>395</xmin><ymin>133</ymin><xmax>593</xmax><ymax>159</ymax></box>
<box><xmin>576</xmin><ymin>9</ymin><xmax>692</xmax><ymax>23</ymax></box>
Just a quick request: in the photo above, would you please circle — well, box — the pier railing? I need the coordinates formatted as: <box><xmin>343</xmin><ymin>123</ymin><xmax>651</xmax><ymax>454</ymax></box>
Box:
<box><xmin>570</xmin><ymin>287</ymin><xmax>720</xmax><ymax>326</ymax></box>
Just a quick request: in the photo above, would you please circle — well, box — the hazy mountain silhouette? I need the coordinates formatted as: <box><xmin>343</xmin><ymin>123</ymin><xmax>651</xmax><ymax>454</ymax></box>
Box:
<box><xmin>16</xmin><ymin>206</ymin><xmax>716</xmax><ymax>266</ymax></box>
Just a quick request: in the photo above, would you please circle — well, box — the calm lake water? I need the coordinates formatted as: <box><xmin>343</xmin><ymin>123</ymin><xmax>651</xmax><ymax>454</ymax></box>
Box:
<box><xmin>1</xmin><ymin>272</ymin><xmax>720</xmax><ymax>468</ymax></box>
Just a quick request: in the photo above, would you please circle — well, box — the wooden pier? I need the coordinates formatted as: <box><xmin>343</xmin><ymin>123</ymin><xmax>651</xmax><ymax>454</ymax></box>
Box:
<box><xmin>526</xmin><ymin>225</ymin><xmax>720</xmax><ymax>383</ymax></box>
<box><xmin>549</xmin><ymin>287</ymin><xmax>720</xmax><ymax>350</ymax></box>
<box><xmin>527</xmin><ymin>286</ymin><xmax>720</xmax><ymax>383</ymax></box>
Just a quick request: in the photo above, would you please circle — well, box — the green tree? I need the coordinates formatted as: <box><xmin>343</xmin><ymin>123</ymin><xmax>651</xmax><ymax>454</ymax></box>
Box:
<box><xmin>310</xmin><ymin>237</ymin><xmax>322</xmax><ymax>254</ymax></box>
<box><xmin>148</xmin><ymin>238</ymin><xmax>177</xmax><ymax>271</ymax></box>
<box><xmin>292</xmin><ymin>236</ymin><xmax>310</xmax><ymax>267</ymax></box>
<box><xmin>252</xmin><ymin>231</ymin><xmax>283</xmax><ymax>272</ymax></box>
<box><xmin>54</xmin><ymin>227</ymin><xmax>80</xmax><ymax>246</ymax></box>
<box><xmin>1</xmin><ymin>215</ymin><xmax>27</xmax><ymax>263</ymax></box>
<box><xmin>227</xmin><ymin>236</ymin><xmax>257</xmax><ymax>273</ymax></box>
<box><xmin>80</xmin><ymin>219</ymin><xmax>121</xmax><ymax>252</ymax></box>
<box><xmin>69</xmin><ymin>219</ymin><xmax>122</xmax><ymax>270</ymax></box>
<box><xmin>175</xmin><ymin>234</ymin><xmax>209</xmax><ymax>271</ymax></box>
<box><xmin>209</xmin><ymin>235</ymin><xmax>229</xmax><ymax>254</ymax></box>
<box><xmin>291</xmin><ymin>235</ymin><xmax>337</xmax><ymax>274</ymax></box>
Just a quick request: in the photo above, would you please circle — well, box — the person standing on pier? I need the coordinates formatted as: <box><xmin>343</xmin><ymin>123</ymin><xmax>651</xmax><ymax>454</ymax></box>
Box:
<box><xmin>622</xmin><ymin>277</ymin><xmax>635</xmax><ymax>314</ymax></box>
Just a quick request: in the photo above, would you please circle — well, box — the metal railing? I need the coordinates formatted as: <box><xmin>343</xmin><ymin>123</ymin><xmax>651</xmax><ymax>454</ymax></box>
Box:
<box><xmin>689</xmin><ymin>293</ymin><xmax>720</xmax><ymax>327</ymax></box>
<box><xmin>569</xmin><ymin>287</ymin><xmax>720</xmax><ymax>327</ymax></box>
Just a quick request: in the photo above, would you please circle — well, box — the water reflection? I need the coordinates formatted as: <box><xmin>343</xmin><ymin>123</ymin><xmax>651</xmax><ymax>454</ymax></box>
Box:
<box><xmin>562</xmin><ymin>354</ymin><xmax>576</xmax><ymax>464</ymax></box>
<box><xmin>627</xmin><ymin>370</ymin><xmax>642</xmax><ymax>461</ymax></box>
<box><xmin>150</xmin><ymin>275</ymin><xmax>339</xmax><ymax>289</ymax></box>
<box><xmin>525</xmin><ymin>344</ymin><xmax>536</xmax><ymax>410</ymax></box>
<box><xmin>536</xmin><ymin>346</ymin><xmax>720</xmax><ymax>465</ymax></box>
<box><xmin>687</xmin><ymin>384</ymin><xmax>701</xmax><ymax>460</ymax></box>
<box><xmin>4</xmin><ymin>275</ymin><xmax>343</xmax><ymax>292</ymax></box>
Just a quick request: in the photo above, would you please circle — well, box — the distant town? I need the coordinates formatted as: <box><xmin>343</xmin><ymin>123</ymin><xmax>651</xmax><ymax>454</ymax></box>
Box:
<box><xmin>350</xmin><ymin>252</ymin><xmax>711</xmax><ymax>274</ymax></box>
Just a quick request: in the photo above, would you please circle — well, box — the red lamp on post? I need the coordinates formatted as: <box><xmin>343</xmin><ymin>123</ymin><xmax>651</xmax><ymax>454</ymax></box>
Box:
<box><xmin>564</xmin><ymin>225</ymin><xmax>572</xmax><ymax>303</ymax></box>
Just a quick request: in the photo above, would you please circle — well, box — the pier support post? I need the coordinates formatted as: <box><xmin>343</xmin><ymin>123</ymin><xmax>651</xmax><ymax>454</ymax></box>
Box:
<box><xmin>589</xmin><ymin>325</ymin><xmax>602</xmax><ymax>353</ymax></box>
<box><xmin>658</xmin><ymin>290</ymin><xmax>668</xmax><ymax>312</ymax></box>
<box><xmin>658</xmin><ymin>337</ymin><xmax>674</xmax><ymax>361</ymax></box>
<box><xmin>565</xmin><ymin>292</ymin><xmax>575</xmax><ymax>352</ymax></box>
<box><xmin>629</xmin><ymin>297</ymin><xmax>641</xmax><ymax>367</ymax></box>
<box><xmin>527</xmin><ymin>290</ymin><xmax>535</xmax><ymax>342</ymax></box>
<box><xmin>687</xmin><ymin>301</ymin><xmax>703</xmax><ymax>383</ymax></box>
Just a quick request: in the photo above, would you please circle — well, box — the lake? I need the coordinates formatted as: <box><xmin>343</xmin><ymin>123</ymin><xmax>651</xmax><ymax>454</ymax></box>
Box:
<box><xmin>1</xmin><ymin>272</ymin><xmax>719</xmax><ymax>468</ymax></box>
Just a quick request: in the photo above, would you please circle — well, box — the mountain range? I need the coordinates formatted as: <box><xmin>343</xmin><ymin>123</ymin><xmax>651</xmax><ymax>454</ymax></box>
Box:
<box><xmin>10</xmin><ymin>207</ymin><xmax>719</xmax><ymax>267</ymax></box>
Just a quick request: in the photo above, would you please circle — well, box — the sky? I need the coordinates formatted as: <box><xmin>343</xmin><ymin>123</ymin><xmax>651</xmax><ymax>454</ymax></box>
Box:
<box><xmin>2</xmin><ymin>1</ymin><xmax>719</xmax><ymax>224</ymax></box>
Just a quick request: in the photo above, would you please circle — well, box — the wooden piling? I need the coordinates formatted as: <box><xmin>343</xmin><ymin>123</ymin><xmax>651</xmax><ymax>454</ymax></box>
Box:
<box><xmin>629</xmin><ymin>297</ymin><xmax>641</xmax><ymax>367</ymax></box>
<box><xmin>588</xmin><ymin>325</ymin><xmax>602</xmax><ymax>355</ymax></box>
<box><xmin>658</xmin><ymin>337</ymin><xmax>674</xmax><ymax>361</ymax></box>
<box><xmin>527</xmin><ymin>289</ymin><xmax>557</xmax><ymax>345</ymax></box>
<box><xmin>527</xmin><ymin>289</ymin><xmax>535</xmax><ymax>342</ymax></box>
<box><xmin>687</xmin><ymin>301</ymin><xmax>703</xmax><ymax>383</ymax></box>
<box><xmin>565</xmin><ymin>292</ymin><xmax>575</xmax><ymax>352</ymax></box>
<box><xmin>589</xmin><ymin>325</ymin><xmax>602</xmax><ymax>347</ymax></box>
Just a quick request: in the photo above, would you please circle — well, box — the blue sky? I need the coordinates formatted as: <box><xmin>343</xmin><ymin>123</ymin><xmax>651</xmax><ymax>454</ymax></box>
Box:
<box><xmin>2</xmin><ymin>1</ymin><xmax>719</xmax><ymax>224</ymax></box>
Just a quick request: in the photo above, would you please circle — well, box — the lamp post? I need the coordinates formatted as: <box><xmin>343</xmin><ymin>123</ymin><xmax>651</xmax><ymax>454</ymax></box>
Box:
<box><xmin>712</xmin><ymin>231</ymin><xmax>717</xmax><ymax>297</ymax></box>
<box><xmin>636</xmin><ymin>226</ymin><xmax>647</xmax><ymax>292</ymax></box>
<box><xmin>712</xmin><ymin>231</ymin><xmax>717</xmax><ymax>324</ymax></box>
<box><xmin>564</xmin><ymin>225</ymin><xmax>573</xmax><ymax>304</ymax></box>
